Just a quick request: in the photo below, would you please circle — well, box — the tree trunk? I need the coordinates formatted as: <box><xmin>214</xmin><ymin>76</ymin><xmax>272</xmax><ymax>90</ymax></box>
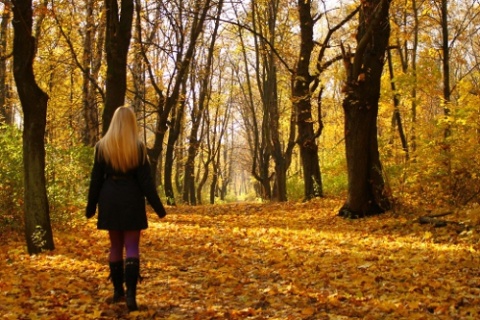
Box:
<box><xmin>293</xmin><ymin>0</ymin><xmax>323</xmax><ymax>200</ymax></box>
<box><xmin>210</xmin><ymin>151</ymin><xmax>220</xmax><ymax>204</ymax></box>
<box><xmin>219</xmin><ymin>128</ymin><xmax>233</xmax><ymax>201</ymax></box>
<box><xmin>196</xmin><ymin>149</ymin><xmax>210</xmax><ymax>205</ymax></box>
<box><xmin>387</xmin><ymin>49</ymin><xmax>408</xmax><ymax>159</ymax></box>
<box><xmin>183</xmin><ymin>140</ymin><xmax>199</xmax><ymax>205</ymax></box>
<box><xmin>164</xmin><ymin>95</ymin><xmax>185</xmax><ymax>206</ymax></box>
<box><xmin>410</xmin><ymin>0</ymin><xmax>419</xmax><ymax>152</ymax></box>
<box><xmin>102</xmin><ymin>0</ymin><xmax>134</xmax><ymax>134</ymax></box>
<box><xmin>0</xmin><ymin>6</ymin><xmax>12</xmax><ymax>124</ymax></box>
<box><xmin>338</xmin><ymin>0</ymin><xmax>392</xmax><ymax>219</ymax></box>
<box><xmin>12</xmin><ymin>0</ymin><xmax>54</xmax><ymax>254</ymax></box>
<box><xmin>163</xmin><ymin>137</ymin><xmax>176</xmax><ymax>205</ymax></box>
<box><xmin>81</xmin><ymin>0</ymin><xmax>99</xmax><ymax>146</ymax></box>
<box><xmin>131</xmin><ymin>0</ymin><xmax>145</xmax><ymax>114</ymax></box>
<box><xmin>440</xmin><ymin>0</ymin><xmax>451</xmax><ymax>138</ymax></box>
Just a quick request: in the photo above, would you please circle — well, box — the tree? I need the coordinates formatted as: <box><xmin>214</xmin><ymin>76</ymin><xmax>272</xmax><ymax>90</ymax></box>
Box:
<box><xmin>292</xmin><ymin>0</ymin><xmax>323</xmax><ymax>200</ymax></box>
<box><xmin>103</xmin><ymin>0</ymin><xmax>134</xmax><ymax>134</ymax></box>
<box><xmin>135</xmin><ymin>0</ymin><xmax>216</xmax><ymax>205</ymax></box>
<box><xmin>439</xmin><ymin>0</ymin><xmax>451</xmax><ymax>138</ymax></box>
<box><xmin>251</xmin><ymin>0</ymin><xmax>295</xmax><ymax>202</ymax></box>
<box><xmin>390</xmin><ymin>0</ymin><xmax>420</xmax><ymax>153</ymax></box>
<box><xmin>81</xmin><ymin>0</ymin><xmax>104</xmax><ymax>145</ymax></box>
<box><xmin>386</xmin><ymin>48</ymin><xmax>408</xmax><ymax>159</ymax></box>
<box><xmin>338</xmin><ymin>0</ymin><xmax>392</xmax><ymax>218</ymax></box>
<box><xmin>183</xmin><ymin>0</ymin><xmax>223</xmax><ymax>205</ymax></box>
<box><xmin>206</xmin><ymin>96</ymin><xmax>230</xmax><ymax>204</ymax></box>
<box><xmin>234</xmin><ymin>14</ymin><xmax>272</xmax><ymax>200</ymax></box>
<box><xmin>12</xmin><ymin>0</ymin><xmax>55</xmax><ymax>254</ymax></box>
<box><xmin>292</xmin><ymin>0</ymin><xmax>358</xmax><ymax>201</ymax></box>
<box><xmin>0</xmin><ymin>5</ymin><xmax>12</xmax><ymax>125</ymax></box>
<box><xmin>51</xmin><ymin>0</ymin><xmax>105</xmax><ymax>146</ymax></box>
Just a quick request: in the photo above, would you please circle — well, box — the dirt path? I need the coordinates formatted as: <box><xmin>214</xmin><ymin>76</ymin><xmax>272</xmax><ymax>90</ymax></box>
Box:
<box><xmin>1</xmin><ymin>199</ymin><xmax>480</xmax><ymax>319</ymax></box>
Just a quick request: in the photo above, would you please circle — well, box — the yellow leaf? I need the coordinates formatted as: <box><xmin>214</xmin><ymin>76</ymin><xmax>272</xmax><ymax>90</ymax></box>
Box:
<box><xmin>423</xmin><ymin>231</ymin><xmax>433</xmax><ymax>240</ymax></box>
<box><xmin>302</xmin><ymin>307</ymin><xmax>315</xmax><ymax>316</ymax></box>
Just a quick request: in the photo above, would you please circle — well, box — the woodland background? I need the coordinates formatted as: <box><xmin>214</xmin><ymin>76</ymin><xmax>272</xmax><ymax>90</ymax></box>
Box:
<box><xmin>2</xmin><ymin>0</ymin><xmax>480</xmax><ymax>226</ymax></box>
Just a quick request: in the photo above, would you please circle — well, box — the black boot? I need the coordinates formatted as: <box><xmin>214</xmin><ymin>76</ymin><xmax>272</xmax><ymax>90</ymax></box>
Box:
<box><xmin>108</xmin><ymin>260</ymin><xmax>125</xmax><ymax>303</ymax></box>
<box><xmin>125</xmin><ymin>257</ymin><xmax>140</xmax><ymax>311</ymax></box>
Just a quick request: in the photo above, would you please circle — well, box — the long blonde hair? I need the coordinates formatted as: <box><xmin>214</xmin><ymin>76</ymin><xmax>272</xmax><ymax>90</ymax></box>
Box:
<box><xmin>97</xmin><ymin>106</ymin><xmax>145</xmax><ymax>172</ymax></box>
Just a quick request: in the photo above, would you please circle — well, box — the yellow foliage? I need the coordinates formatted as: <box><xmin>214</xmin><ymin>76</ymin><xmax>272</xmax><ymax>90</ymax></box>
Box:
<box><xmin>1</xmin><ymin>202</ymin><xmax>480</xmax><ymax>318</ymax></box>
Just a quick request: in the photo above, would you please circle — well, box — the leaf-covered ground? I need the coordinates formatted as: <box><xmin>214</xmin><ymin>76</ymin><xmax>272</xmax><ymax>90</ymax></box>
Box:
<box><xmin>2</xmin><ymin>199</ymin><xmax>480</xmax><ymax>319</ymax></box>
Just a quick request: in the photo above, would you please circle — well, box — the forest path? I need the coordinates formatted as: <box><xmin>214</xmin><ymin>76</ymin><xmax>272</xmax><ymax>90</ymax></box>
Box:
<box><xmin>1</xmin><ymin>199</ymin><xmax>480</xmax><ymax>319</ymax></box>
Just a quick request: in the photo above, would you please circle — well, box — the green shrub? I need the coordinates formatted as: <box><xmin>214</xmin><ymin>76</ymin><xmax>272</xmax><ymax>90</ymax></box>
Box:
<box><xmin>46</xmin><ymin>143</ymin><xmax>93</xmax><ymax>222</ymax></box>
<box><xmin>286</xmin><ymin>175</ymin><xmax>304</xmax><ymax>201</ymax></box>
<box><xmin>0</xmin><ymin>125</ymin><xmax>24</xmax><ymax>231</ymax></box>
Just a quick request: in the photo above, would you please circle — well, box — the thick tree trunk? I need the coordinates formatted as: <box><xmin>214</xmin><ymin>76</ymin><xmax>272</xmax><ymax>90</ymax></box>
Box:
<box><xmin>297</xmin><ymin>117</ymin><xmax>323</xmax><ymax>199</ymax></box>
<box><xmin>293</xmin><ymin>0</ymin><xmax>323</xmax><ymax>200</ymax></box>
<box><xmin>340</xmin><ymin>93</ymin><xmax>389</xmax><ymax>217</ymax></box>
<box><xmin>258</xmin><ymin>151</ymin><xmax>272</xmax><ymax>199</ymax></box>
<box><xmin>338</xmin><ymin>0</ymin><xmax>391</xmax><ymax>218</ymax></box>
<box><xmin>12</xmin><ymin>0</ymin><xmax>54</xmax><ymax>254</ymax></box>
<box><xmin>272</xmin><ymin>160</ymin><xmax>288</xmax><ymax>201</ymax></box>
<box><xmin>102</xmin><ymin>0</ymin><xmax>133</xmax><ymax>134</ymax></box>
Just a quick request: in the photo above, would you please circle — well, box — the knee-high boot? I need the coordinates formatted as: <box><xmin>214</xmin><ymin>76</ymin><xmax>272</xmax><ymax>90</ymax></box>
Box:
<box><xmin>125</xmin><ymin>257</ymin><xmax>140</xmax><ymax>311</ymax></box>
<box><xmin>108</xmin><ymin>260</ymin><xmax>125</xmax><ymax>303</ymax></box>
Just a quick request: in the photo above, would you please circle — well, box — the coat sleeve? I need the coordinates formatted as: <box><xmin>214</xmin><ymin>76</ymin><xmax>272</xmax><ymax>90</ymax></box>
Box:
<box><xmin>86</xmin><ymin>146</ymin><xmax>105</xmax><ymax>218</ymax></box>
<box><xmin>135</xmin><ymin>153</ymin><xmax>167</xmax><ymax>218</ymax></box>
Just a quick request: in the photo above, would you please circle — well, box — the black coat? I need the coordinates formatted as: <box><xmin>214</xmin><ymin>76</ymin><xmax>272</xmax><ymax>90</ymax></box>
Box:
<box><xmin>86</xmin><ymin>144</ymin><xmax>166</xmax><ymax>230</ymax></box>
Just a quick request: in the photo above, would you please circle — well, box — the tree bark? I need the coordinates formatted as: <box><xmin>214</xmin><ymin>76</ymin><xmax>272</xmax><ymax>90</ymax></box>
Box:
<box><xmin>0</xmin><ymin>6</ymin><xmax>12</xmax><ymax>124</ymax></box>
<box><xmin>441</xmin><ymin>0</ymin><xmax>450</xmax><ymax>139</ymax></box>
<box><xmin>164</xmin><ymin>94</ymin><xmax>185</xmax><ymax>205</ymax></box>
<box><xmin>218</xmin><ymin>126</ymin><xmax>233</xmax><ymax>201</ymax></box>
<box><xmin>210</xmin><ymin>154</ymin><xmax>219</xmax><ymax>204</ymax></box>
<box><xmin>293</xmin><ymin>0</ymin><xmax>323</xmax><ymax>200</ymax></box>
<box><xmin>338</xmin><ymin>0</ymin><xmax>392</xmax><ymax>218</ymax></box>
<box><xmin>410</xmin><ymin>0</ymin><xmax>419</xmax><ymax>152</ymax></box>
<box><xmin>81</xmin><ymin>0</ymin><xmax>100</xmax><ymax>145</ymax></box>
<box><xmin>387</xmin><ymin>49</ymin><xmax>408</xmax><ymax>159</ymax></box>
<box><xmin>103</xmin><ymin>0</ymin><xmax>134</xmax><ymax>134</ymax></box>
<box><xmin>12</xmin><ymin>0</ymin><xmax>55</xmax><ymax>254</ymax></box>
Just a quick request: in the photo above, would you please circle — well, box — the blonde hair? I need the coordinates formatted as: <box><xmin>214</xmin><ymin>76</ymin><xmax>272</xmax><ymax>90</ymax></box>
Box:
<box><xmin>97</xmin><ymin>106</ymin><xmax>145</xmax><ymax>172</ymax></box>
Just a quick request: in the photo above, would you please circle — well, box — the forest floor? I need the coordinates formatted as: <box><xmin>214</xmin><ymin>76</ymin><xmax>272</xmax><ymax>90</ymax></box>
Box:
<box><xmin>1</xmin><ymin>198</ymin><xmax>480</xmax><ymax>319</ymax></box>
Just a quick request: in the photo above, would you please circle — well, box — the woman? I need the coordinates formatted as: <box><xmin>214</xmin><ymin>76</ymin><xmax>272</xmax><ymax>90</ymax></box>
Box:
<box><xmin>86</xmin><ymin>106</ymin><xmax>166</xmax><ymax>312</ymax></box>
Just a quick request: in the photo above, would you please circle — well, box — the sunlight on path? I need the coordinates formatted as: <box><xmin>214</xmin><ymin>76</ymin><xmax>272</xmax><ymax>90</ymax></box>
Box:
<box><xmin>1</xmin><ymin>199</ymin><xmax>480</xmax><ymax>319</ymax></box>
